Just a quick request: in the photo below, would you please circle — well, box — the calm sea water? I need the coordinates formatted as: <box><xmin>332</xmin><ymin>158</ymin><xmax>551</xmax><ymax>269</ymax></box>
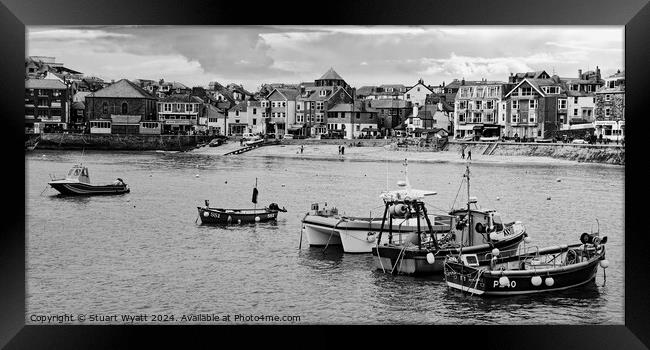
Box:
<box><xmin>26</xmin><ymin>150</ymin><xmax>624</xmax><ymax>324</ymax></box>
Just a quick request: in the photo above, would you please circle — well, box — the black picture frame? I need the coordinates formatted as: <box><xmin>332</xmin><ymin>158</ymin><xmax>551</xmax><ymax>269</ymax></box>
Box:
<box><xmin>1</xmin><ymin>0</ymin><xmax>648</xmax><ymax>348</ymax></box>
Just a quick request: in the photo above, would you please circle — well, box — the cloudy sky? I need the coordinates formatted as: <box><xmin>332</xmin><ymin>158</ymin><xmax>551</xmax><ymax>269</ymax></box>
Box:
<box><xmin>27</xmin><ymin>25</ymin><xmax>624</xmax><ymax>91</ymax></box>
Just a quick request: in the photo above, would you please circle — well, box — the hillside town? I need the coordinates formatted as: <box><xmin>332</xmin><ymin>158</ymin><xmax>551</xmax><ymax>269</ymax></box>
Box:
<box><xmin>25</xmin><ymin>55</ymin><xmax>625</xmax><ymax>144</ymax></box>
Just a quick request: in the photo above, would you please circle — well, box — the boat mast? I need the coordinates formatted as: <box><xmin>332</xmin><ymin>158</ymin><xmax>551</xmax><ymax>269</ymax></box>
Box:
<box><xmin>467</xmin><ymin>164</ymin><xmax>472</xmax><ymax>246</ymax></box>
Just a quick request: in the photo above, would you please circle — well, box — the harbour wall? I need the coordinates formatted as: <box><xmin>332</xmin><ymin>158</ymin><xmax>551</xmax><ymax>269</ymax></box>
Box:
<box><xmin>280</xmin><ymin>139</ymin><xmax>392</xmax><ymax>147</ymax></box>
<box><xmin>445</xmin><ymin>141</ymin><xmax>625</xmax><ymax>165</ymax></box>
<box><xmin>37</xmin><ymin>133</ymin><xmax>216</xmax><ymax>151</ymax></box>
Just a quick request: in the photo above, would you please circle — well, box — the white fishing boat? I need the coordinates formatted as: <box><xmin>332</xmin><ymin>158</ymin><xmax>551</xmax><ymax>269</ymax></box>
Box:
<box><xmin>300</xmin><ymin>160</ymin><xmax>453</xmax><ymax>253</ymax></box>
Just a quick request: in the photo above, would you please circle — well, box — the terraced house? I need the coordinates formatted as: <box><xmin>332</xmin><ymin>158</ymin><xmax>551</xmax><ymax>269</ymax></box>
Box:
<box><xmin>227</xmin><ymin>101</ymin><xmax>264</xmax><ymax>135</ymax></box>
<box><xmin>594</xmin><ymin>69</ymin><xmax>625</xmax><ymax>141</ymax></box>
<box><xmin>263</xmin><ymin>88</ymin><xmax>299</xmax><ymax>137</ymax></box>
<box><xmin>453</xmin><ymin>79</ymin><xmax>511</xmax><ymax>140</ymax></box>
<box><xmin>25</xmin><ymin>72</ymin><xmax>70</xmax><ymax>133</ymax></box>
<box><xmin>503</xmin><ymin>73</ymin><xmax>566</xmax><ymax>140</ymax></box>
<box><xmin>326</xmin><ymin>101</ymin><xmax>379</xmax><ymax>139</ymax></box>
<box><xmin>157</xmin><ymin>94</ymin><xmax>203</xmax><ymax>134</ymax></box>
<box><xmin>294</xmin><ymin>68</ymin><xmax>353</xmax><ymax>137</ymax></box>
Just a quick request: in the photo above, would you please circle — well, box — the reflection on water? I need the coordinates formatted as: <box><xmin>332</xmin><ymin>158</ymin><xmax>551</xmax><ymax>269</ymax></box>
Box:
<box><xmin>26</xmin><ymin>150</ymin><xmax>624</xmax><ymax>324</ymax></box>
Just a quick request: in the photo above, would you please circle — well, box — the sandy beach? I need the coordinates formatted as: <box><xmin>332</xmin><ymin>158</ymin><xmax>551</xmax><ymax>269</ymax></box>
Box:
<box><xmin>194</xmin><ymin>143</ymin><xmax>620</xmax><ymax>166</ymax></box>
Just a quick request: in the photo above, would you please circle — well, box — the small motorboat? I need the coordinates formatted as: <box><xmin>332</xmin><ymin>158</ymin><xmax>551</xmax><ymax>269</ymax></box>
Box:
<box><xmin>197</xmin><ymin>178</ymin><xmax>286</xmax><ymax>225</ymax></box>
<box><xmin>443</xmin><ymin>232</ymin><xmax>609</xmax><ymax>296</ymax></box>
<box><xmin>48</xmin><ymin>164</ymin><xmax>130</xmax><ymax>196</ymax></box>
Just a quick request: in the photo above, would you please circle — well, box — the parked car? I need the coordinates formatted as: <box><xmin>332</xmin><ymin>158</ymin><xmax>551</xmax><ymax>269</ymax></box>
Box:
<box><xmin>283</xmin><ymin>134</ymin><xmax>294</xmax><ymax>140</ymax></box>
<box><xmin>479</xmin><ymin>136</ymin><xmax>499</xmax><ymax>142</ymax></box>
<box><xmin>241</xmin><ymin>133</ymin><xmax>261</xmax><ymax>141</ymax></box>
<box><xmin>571</xmin><ymin>139</ymin><xmax>588</xmax><ymax>144</ymax></box>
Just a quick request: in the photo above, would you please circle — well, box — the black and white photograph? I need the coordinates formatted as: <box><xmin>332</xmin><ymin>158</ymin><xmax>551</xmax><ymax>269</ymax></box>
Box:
<box><xmin>2</xmin><ymin>0</ymin><xmax>649</xmax><ymax>347</ymax></box>
<box><xmin>23</xmin><ymin>24</ymin><xmax>624</xmax><ymax>322</ymax></box>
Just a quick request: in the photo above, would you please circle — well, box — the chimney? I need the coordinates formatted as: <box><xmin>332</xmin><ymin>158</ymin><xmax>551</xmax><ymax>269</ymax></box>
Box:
<box><xmin>461</xmin><ymin>78</ymin><xmax>465</xmax><ymax>85</ymax></box>
<box><xmin>578</xmin><ymin>69</ymin><xmax>582</xmax><ymax>78</ymax></box>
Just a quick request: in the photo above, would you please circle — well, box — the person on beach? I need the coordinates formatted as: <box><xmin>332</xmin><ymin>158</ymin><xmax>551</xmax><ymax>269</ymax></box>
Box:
<box><xmin>461</xmin><ymin>149</ymin><xmax>465</xmax><ymax>159</ymax></box>
<box><xmin>467</xmin><ymin>150</ymin><xmax>472</xmax><ymax>160</ymax></box>
<box><xmin>338</xmin><ymin>145</ymin><xmax>341</xmax><ymax>155</ymax></box>
<box><xmin>341</xmin><ymin>145</ymin><xmax>345</xmax><ymax>155</ymax></box>
<box><xmin>300</xmin><ymin>145</ymin><xmax>304</xmax><ymax>154</ymax></box>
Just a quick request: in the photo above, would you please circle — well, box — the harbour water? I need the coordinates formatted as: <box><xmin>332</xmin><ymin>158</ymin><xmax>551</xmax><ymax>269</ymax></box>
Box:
<box><xmin>26</xmin><ymin>150</ymin><xmax>624</xmax><ymax>324</ymax></box>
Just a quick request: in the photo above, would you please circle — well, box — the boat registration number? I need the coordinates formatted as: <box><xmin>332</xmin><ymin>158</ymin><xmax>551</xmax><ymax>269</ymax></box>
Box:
<box><xmin>493</xmin><ymin>280</ymin><xmax>517</xmax><ymax>288</ymax></box>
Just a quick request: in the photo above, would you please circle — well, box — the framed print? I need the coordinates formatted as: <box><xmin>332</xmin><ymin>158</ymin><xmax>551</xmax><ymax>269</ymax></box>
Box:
<box><xmin>1</xmin><ymin>0</ymin><xmax>649</xmax><ymax>348</ymax></box>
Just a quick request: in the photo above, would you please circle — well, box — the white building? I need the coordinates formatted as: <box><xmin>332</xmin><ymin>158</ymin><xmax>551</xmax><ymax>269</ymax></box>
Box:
<box><xmin>404</xmin><ymin>79</ymin><xmax>433</xmax><ymax>106</ymax></box>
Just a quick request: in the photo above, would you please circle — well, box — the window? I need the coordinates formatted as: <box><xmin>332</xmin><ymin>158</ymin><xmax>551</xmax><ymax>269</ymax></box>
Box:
<box><xmin>558</xmin><ymin>99</ymin><xmax>567</xmax><ymax>109</ymax></box>
<box><xmin>297</xmin><ymin>103</ymin><xmax>301</xmax><ymax>110</ymax></box>
<box><xmin>319</xmin><ymin>90</ymin><xmax>326</xmax><ymax>97</ymax></box>
<box><xmin>520</xmin><ymin>87</ymin><xmax>532</xmax><ymax>96</ymax></box>
<box><xmin>406</xmin><ymin>94</ymin><xmax>410</xmax><ymax>99</ymax></box>
<box><xmin>574</xmin><ymin>97</ymin><xmax>579</xmax><ymax>104</ymax></box>
<box><xmin>529</xmin><ymin>100</ymin><xmax>538</xmax><ymax>109</ymax></box>
<box><xmin>605</xmin><ymin>94</ymin><xmax>611</xmax><ymax>101</ymax></box>
<box><xmin>417</xmin><ymin>87</ymin><xmax>420</xmax><ymax>92</ymax></box>
<box><xmin>605</xmin><ymin>108</ymin><xmax>610</xmax><ymax>116</ymax></box>
<box><xmin>511</xmin><ymin>114</ymin><xmax>520</xmax><ymax>123</ymax></box>
<box><xmin>458</xmin><ymin>113</ymin><xmax>465</xmax><ymax>122</ymax></box>
<box><xmin>459</xmin><ymin>101</ymin><xmax>467</xmax><ymax>109</ymax></box>
<box><xmin>235</xmin><ymin>111</ymin><xmax>239</xmax><ymax>116</ymax></box>
<box><xmin>316</xmin><ymin>102</ymin><xmax>324</xmax><ymax>110</ymax></box>
<box><xmin>164</xmin><ymin>103</ymin><xmax>171</xmax><ymax>112</ymax></box>
<box><xmin>186</xmin><ymin>104</ymin><xmax>193</xmax><ymax>112</ymax></box>
<box><xmin>282</xmin><ymin>101</ymin><xmax>286</xmax><ymax>107</ymax></box>
<box><xmin>485</xmin><ymin>101</ymin><xmax>493</xmax><ymax>109</ymax></box>
<box><xmin>356</xmin><ymin>113</ymin><xmax>360</xmax><ymax>119</ymax></box>
<box><xmin>574</xmin><ymin>109</ymin><xmax>578</xmax><ymax>116</ymax></box>
<box><xmin>512</xmin><ymin>100</ymin><xmax>519</xmax><ymax>109</ymax></box>
<box><xmin>252</xmin><ymin>119</ymin><xmax>257</xmax><ymax>125</ymax></box>
<box><xmin>121</xmin><ymin>102</ymin><xmax>128</xmax><ymax>114</ymax></box>
<box><xmin>102</xmin><ymin>102</ymin><xmax>109</xmax><ymax>114</ymax></box>
<box><xmin>529</xmin><ymin>112</ymin><xmax>536</xmax><ymax>123</ymax></box>
<box><xmin>252</xmin><ymin>108</ymin><xmax>257</xmax><ymax>114</ymax></box>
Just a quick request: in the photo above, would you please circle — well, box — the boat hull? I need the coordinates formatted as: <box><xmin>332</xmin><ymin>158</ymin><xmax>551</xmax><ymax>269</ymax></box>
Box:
<box><xmin>372</xmin><ymin>232</ymin><xmax>525</xmax><ymax>275</ymax></box>
<box><xmin>197</xmin><ymin>207</ymin><xmax>281</xmax><ymax>225</ymax></box>
<box><xmin>302</xmin><ymin>214</ymin><xmax>450</xmax><ymax>252</ymax></box>
<box><xmin>444</xmin><ymin>250</ymin><xmax>603</xmax><ymax>296</ymax></box>
<box><xmin>48</xmin><ymin>181</ymin><xmax>130</xmax><ymax>196</ymax></box>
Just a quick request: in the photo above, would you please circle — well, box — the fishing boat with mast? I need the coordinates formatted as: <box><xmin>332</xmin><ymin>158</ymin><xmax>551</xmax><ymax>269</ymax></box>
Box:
<box><xmin>371</xmin><ymin>163</ymin><xmax>528</xmax><ymax>275</ymax></box>
<box><xmin>48</xmin><ymin>163</ymin><xmax>130</xmax><ymax>196</ymax></box>
<box><xmin>443</xmin><ymin>231</ymin><xmax>609</xmax><ymax>296</ymax></box>
<box><xmin>197</xmin><ymin>178</ymin><xmax>286</xmax><ymax>225</ymax></box>
<box><xmin>300</xmin><ymin>160</ymin><xmax>453</xmax><ymax>253</ymax></box>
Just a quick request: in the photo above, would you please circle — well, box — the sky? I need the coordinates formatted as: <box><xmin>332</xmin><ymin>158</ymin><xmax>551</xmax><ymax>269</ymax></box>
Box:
<box><xmin>27</xmin><ymin>25</ymin><xmax>624</xmax><ymax>92</ymax></box>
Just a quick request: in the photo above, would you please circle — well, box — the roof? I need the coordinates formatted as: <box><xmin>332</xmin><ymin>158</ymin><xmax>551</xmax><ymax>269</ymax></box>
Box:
<box><xmin>443</xmin><ymin>79</ymin><xmax>462</xmax><ymax>89</ymax></box>
<box><xmin>204</xmin><ymin>104</ymin><xmax>225</xmax><ymax>118</ymax></box>
<box><xmin>368</xmin><ymin>99</ymin><xmax>410</xmax><ymax>109</ymax></box>
<box><xmin>25</xmin><ymin>78</ymin><xmax>67</xmax><ymax>89</ymax></box>
<box><xmin>317</xmin><ymin>68</ymin><xmax>344</xmax><ymax>81</ymax></box>
<box><xmin>88</xmin><ymin>79</ymin><xmax>156</xmax><ymax>99</ymax></box>
<box><xmin>159</xmin><ymin>94</ymin><xmax>203</xmax><ymax>103</ymax></box>
<box><xmin>356</xmin><ymin>86</ymin><xmax>376</xmax><ymax>95</ymax></box>
<box><xmin>269</xmin><ymin>88</ymin><xmax>300</xmax><ymax>100</ymax></box>
<box><xmin>328</xmin><ymin>101</ymin><xmax>377</xmax><ymax>113</ymax></box>
<box><xmin>565</xmin><ymin>90</ymin><xmax>595</xmax><ymax>97</ymax></box>
<box><xmin>229</xmin><ymin>101</ymin><xmax>261</xmax><ymax>112</ymax></box>
<box><xmin>71</xmin><ymin>101</ymin><xmax>85</xmax><ymax>109</ymax></box>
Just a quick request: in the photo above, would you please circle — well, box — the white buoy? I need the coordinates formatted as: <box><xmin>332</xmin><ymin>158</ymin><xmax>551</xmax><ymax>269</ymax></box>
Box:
<box><xmin>255</xmin><ymin>216</ymin><xmax>260</xmax><ymax>222</ymax></box>
<box><xmin>489</xmin><ymin>232</ymin><xmax>499</xmax><ymax>241</ymax></box>
<box><xmin>531</xmin><ymin>276</ymin><xmax>542</xmax><ymax>286</ymax></box>
<box><xmin>492</xmin><ymin>248</ymin><xmax>500</xmax><ymax>256</ymax></box>
<box><xmin>366</xmin><ymin>234</ymin><xmax>376</xmax><ymax>243</ymax></box>
<box><xmin>545</xmin><ymin>277</ymin><xmax>555</xmax><ymax>286</ymax></box>
<box><xmin>195</xmin><ymin>174</ymin><xmax>200</xmax><ymax>177</ymax></box>
<box><xmin>126</xmin><ymin>198</ymin><xmax>131</xmax><ymax>202</ymax></box>
<box><xmin>203</xmin><ymin>211</ymin><xmax>209</xmax><ymax>217</ymax></box>
<box><xmin>524</xmin><ymin>236</ymin><xmax>532</xmax><ymax>244</ymax></box>
<box><xmin>426</xmin><ymin>252</ymin><xmax>435</xmax><ymax>264</ymax></box>
<box><xmin>496</xmin><ymin>196</ymin><xmax>500</xmax><ymax>201</ymax></box>
<box><xmin>556</xmin><ymin>178</ymin><xmax>561</xmax><ymax>182</ymax></box>
<box><xmin>547</xmin><ymin>196</ymin><xmax>551</xmax><ymax>200</ymax></box>
<box><xmin>499</xmin><ymin>276</ymin><xmax>510</xmax><ymax>287</ymax></box>
<box><xmin>238</xmin><ymin>219</ymin><xmax>241</xmax><ymax>224</ymax></box>
<box><xmin>599</xmin><ymin>259</ymin><xmax>609</xmax><ymax>268</ymax></box>
<box><xmin>281</xmin><ymin>184</ymin><xmax>285</xmax><ymax>187</ymax></box>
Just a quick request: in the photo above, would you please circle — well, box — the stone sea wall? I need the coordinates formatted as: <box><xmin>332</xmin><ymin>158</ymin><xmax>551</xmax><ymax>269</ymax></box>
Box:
<box><xmin>37</xmin><ymin>133</ymin><xmax>215</xmax><ymax>151</ymax></box>
<box><xmin>446</xmin><ymin>141</ymin><xmax>625</xmax><ymax>165</ymax></box>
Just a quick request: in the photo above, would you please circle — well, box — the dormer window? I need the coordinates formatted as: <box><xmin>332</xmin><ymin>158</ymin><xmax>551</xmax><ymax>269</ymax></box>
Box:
<box><xmin>319</xmin><ymin>90</ymin><xmax>326</xmax><ymax>97</ymax></box>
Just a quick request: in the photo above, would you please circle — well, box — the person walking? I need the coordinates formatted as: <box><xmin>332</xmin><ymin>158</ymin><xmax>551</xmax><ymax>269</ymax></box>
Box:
<box><xmin>467</xmin><ymin>149</ymin><xmax>472</xmax><ymax>160</ymax></box>
<box><xmin>338</xmin><ymin>145</ymin><xmax>341</xmax><ymax>155</ymax></box>
<box><xmin>300</xmin><ymin>145</ymin><xmax>304</xmax><ymax>154</ymax></box>
<box><xmin>341</xmin><ymin>145</ymin><xmax>345</xmax><ymax>155</ymax></box>
<box><xmin>461</xmin><ymin>149</ymin><xmax>465</xmax><ymax>159</ymax></box>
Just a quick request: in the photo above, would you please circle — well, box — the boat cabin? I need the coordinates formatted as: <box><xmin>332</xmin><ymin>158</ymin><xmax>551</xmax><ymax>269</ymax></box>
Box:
<box><xmin>310</xmin><ymin>203</ymin><xmax>339</xmax><ymax>217</ymax></box>
<box><xmin>449</xmin><ymin>204</ymin><xmax>507</xmax><ymax>246</ymax></box>
<box><xmin>65</xmin><ymin>164</ymin><xmax>90</xmax><ymax>183</ymax></box>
